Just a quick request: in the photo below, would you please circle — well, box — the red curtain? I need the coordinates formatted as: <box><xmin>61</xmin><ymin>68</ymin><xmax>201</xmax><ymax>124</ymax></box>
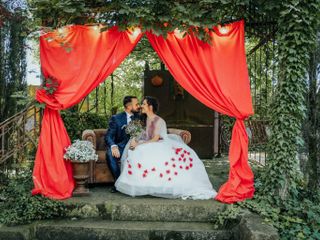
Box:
<box><xmin>33</xmin><ymin>21</ymin><xmax>254</xmax><ymax>203</ymax></box>
<box><xmin>32</xmin><ymin>26</ymin><xmax>142</xmax><ymax>199</ymax></box>
<box><xmin>146</xmin><ymin>20</ymin><xmax>254</xmax><ymax>203</ymax></box>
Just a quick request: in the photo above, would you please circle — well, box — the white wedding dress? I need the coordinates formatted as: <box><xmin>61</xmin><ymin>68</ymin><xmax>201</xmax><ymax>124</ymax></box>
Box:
<box><xmin>115</xmin><ymin>115</ymin><xmax>217</xmax><ymax>200</ymax></box>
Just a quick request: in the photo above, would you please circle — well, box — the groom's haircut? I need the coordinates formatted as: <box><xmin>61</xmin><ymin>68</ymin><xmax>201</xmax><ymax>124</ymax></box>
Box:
<box><xmin>123</xmin><ymin>96</ymin><xmax>137</xmax><ymax>108</ymax></box>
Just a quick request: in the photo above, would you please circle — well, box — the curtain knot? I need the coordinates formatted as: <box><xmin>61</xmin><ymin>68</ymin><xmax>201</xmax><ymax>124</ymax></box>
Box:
<box><xmin>36</xmin><ymin>89</ymin><xmax>63</xmax><ymax>110</ymax></box>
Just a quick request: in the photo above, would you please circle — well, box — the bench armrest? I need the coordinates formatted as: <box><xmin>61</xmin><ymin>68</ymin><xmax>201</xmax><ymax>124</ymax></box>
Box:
<box><xmin>168</xmin><ymin>128</ymin><xmax>191</xmax><ymax>145</ymax></box>
<box><xmin>82</xmin><ymin>129</ymin><xmax>96</xmax><ymax>149</ymax></box>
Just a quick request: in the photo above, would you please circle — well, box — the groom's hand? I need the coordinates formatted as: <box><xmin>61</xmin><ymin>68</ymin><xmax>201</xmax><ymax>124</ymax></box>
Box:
<box><xmin>111</xmin><ymin>146</ymin><xmax>120</xmax><ymax>158</ymax></box>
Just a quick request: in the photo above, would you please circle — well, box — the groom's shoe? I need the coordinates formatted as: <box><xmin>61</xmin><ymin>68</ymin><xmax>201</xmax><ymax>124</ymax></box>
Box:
<box><xmin>110</xmin><ymin>186</ymin><xmax>118</xmax><ymax>193</ymax></box>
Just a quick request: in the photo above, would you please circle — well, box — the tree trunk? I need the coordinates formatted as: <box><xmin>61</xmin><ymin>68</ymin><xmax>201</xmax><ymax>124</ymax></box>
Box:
<box><xmin>306</xmin><ymin>36</ymin><xmax>320</xmax><ymax>191</ymax></box>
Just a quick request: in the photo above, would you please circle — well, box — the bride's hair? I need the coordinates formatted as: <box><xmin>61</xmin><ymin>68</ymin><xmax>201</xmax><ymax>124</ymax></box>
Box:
<box><xmin>143</xmin><ymin>96</ymin><xmax>159</xmax><ymax>113</ymax></box>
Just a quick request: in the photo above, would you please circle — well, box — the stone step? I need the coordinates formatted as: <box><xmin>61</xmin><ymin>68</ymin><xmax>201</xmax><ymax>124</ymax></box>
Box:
<box><xmin>34</xmin><ymin>219</ymin><xmax>233</xmax><ymax>240</ymax></box>
<box><xmin>100</xmin><ymin>197</ymin><xmax>225</xmax><ymax>222</ymax></box>
<box><xmin>0</xmin><ymin>224</ymin><xmax>32</xmax><ymax>240</ymax></box>
<box><xmin>65</xmin><ymin>191</ymin><xmax>226</xmax><ymax>222</ymax></box>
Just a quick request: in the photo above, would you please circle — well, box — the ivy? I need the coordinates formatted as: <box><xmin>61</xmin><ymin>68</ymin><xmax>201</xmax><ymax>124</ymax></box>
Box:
<box><xmin>0</xmin><ymin>165</ymin><xmax>69</xmax><ymax>225</ymax></box>
<box><xmin>27</xmin><ymin>0</ymin><xmax>282</xmax><ymax>41</ymax></box>
<box><xmin>214</xmin><ymin>168</ymin><xmax>320</xmax><ymax>239</ymax></box>
<box><xmin>260</xmin><ymin>0</ymin><xmax>320</xmax><ymax>200</ymax></box>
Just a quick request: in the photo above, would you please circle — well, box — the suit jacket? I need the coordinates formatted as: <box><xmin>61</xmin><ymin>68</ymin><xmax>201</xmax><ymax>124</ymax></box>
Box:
<box><xmin>105</xmin><ymin>112</ymin><xmax>141</xmax><ymax>151</ymax></box>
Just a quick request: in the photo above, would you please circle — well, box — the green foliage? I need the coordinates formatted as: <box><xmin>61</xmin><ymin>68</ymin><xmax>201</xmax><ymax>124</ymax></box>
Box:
<box><xmin>303</xmin><ymin>33</ymin><xmax>320</xmax><ymax>192</ymax></box>
<box><xmin>81</xmin><ymin>48</ymin><xmax>156</xmax><ymax>115</ymax></box>
<box><xmin>61</xmin><ymin>111</ymin><xmax>110</xmax><ymax>141</ymax></box>
<box><xmin>238</xmin><ymin>188</ymin><xmax>320</xmax><ymax>239</ymax></box>
<box><xmin>213</xmin><ymin>204</ymin><xmax>243</xmax><ymax>229</ymax></box>
<box><xmin>246</xmin><ymin>37</ymin><xmax>278</xmax><ymax>119</ymax></box>
<box><xmin>260</xmin><ymin>0</ymin><xmax>320</xmax><ymax>200</ymax></box>
<box><xmin>28</xmin><ymin>0</ymin><xmax>89</xmax><ymax>28</ymax></box>
<box><xmin>41</xmin><ymin>76</ymin><xmax>59</xmax><ymax>95</ymax></box>
<box><xmin>0</xmin><ymin>165</ymin><xmax>69</xmax><ymax>225</ymax></box>
<box><xmin>27</xmin><ymin>0</ymin><xmax>282</xmax><ymax>41</ymax></box>
<box><xmin>214</xmin><ymin>169</ymin><xmax>320</xmax><ymax>239</ymax></box>
<box><xmin>0</xmin><ymin>11</ymin><xmax>28</xmax><ymax>121</ymax></box>
<box><xmin>10</xmin><ymin>90</ymin><xmax>35</xmax><ymax>107</ymax></box>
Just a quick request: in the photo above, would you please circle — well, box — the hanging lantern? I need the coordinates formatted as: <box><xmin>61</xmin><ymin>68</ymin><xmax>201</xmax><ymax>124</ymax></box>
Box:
<box><xmin>151</xmin><ymin>75</ymin><xmax>164</xmax><ymax>87</ymax></box>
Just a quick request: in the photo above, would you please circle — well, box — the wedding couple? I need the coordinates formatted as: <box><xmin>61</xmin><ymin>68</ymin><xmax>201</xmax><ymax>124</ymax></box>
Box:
<box><xmin>105</xmin><ymin>96</ymin><xmax>217</xmax><ymax>200</ymax></box>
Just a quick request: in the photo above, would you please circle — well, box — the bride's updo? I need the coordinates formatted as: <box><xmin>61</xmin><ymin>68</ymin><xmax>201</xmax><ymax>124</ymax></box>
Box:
<box><xmin>143</xmin><ymin>96</ymin><xmax>159</xmax><ymax>113</ymax></box>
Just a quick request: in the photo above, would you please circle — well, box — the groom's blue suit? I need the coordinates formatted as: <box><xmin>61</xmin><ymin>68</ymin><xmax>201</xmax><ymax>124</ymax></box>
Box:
<box><xmin>105</xmin><ymin>112</ymin><xmax>130</xmax><ymax>181</ymax></box>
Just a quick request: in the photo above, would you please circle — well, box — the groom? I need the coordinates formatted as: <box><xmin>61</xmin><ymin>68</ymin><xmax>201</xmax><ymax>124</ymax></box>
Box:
<box><xmin>105</xmin><ymin>96</ymin><xmax>141</xmax><ymax>192</ymax></box>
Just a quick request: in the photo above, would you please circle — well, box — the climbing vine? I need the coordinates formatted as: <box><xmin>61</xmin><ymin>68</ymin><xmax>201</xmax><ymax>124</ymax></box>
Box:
<box><xmin>27</xmin><ymin>0</ymin><xmax>282</xmax><ymax>41</ymax></box>
<box><xmin>260</xmin><ymin>0</ymin><xmax>320</xmax><ymax>201</ymax></box>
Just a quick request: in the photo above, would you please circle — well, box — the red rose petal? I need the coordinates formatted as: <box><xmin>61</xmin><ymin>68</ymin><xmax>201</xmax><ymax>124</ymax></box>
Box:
<box><xmin>160</xmin><ymin>173</ymin><xmax>163</xmax><ymax>178</ymax></box>
<box><xmin>190</xmin><ymin>163</ymin><xmax>193</xmax><ymax>167</ymax></box>
<box><xmin>179</xmin><ymin>158</ymin><xmax>182</xmax><ymax>161</ymax></box>
<box><xmin>138</xmin><ymin>163</ymin><xmax>142</xmax><ymax>168</ymax></box>
<box><xmin>144</xmin><ymin>169</ymin><xmax>148</xmax><ymax>173</ymax></box>
<box><xmin>183</xmin><ymin>158</ymin><xmax>186</xmax><ymax>162</ymax></box>
<box><xmin>168</xmin><ymin>178</ymin><xmax>172</xmax><ymax>181</ymax></box>
<box><xmin>181</xmin><ymin>154</ymin><xmax>184</xmax><ymax>158</ymax></box>
<box><xmin>143</xmin><ymin>173</ymin><xmax>147</xmax><ymax>178</ymax></box>
<box><xmin>166</xmin><ymin>170</ymin><xmax>170</xmax><ymax>174</ymax></box>
<box><xmin>171</xmin><ymin>158</ymin><xmax>175</xmax><ymax>161</ymax></box>
<box><xmin>189</xmin><ymin>158</ymin><xmax>193</xmax><ymax>161</ymax></box>
<box><xmin>165</xmin><ymin>162</ymin><xmax>169</xmax><ymax>166</ymax></box>
<box><xmin>172</xmin><ymin>164</ymin><xmax>176</xmax><ymax>168</ymax></box>
<box><xmin>152</xmin><ymin>167</ymin><xmax>156</xmax><ymax>171</ymax></box>
<box><xmin>180</xmin><ymin>165</ymin><xmax>183</xmax><ymax>169</ymax></box>
<box><xmin>128</xmin><ymin>170</ymin><xmax>132</xmax><ymax>175</ymax></box>
<box><xmin>186</xmin><ymin>166</ymin><xmax>189</xmax><ymax>170</ymax></box>
<box><xmin>128</xmin><ymin>164</ymin><xmax>132</xmax><ymax>168</ymax></box>
<box><xmin>184</xmin><ymin>150</ymin><xmax>187</xmax><ymax>153</ymax></box>
<box><xmin>174</xmin><ymin>172</ymin><xmax>178</xmax><ymax>176</ymax></box>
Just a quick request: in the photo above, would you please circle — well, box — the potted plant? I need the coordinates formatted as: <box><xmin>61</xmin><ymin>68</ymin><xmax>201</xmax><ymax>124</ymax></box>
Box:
<box><xmin>64</xmin><ymin>140</ymin><xmax>98</xmax><ymax>196</ymax></box>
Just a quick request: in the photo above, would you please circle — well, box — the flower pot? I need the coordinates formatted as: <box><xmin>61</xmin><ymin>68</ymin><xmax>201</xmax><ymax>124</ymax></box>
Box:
<box><xmin>71</xmin><ymin>160</ymin><xmax>90</xmax><ymax>196</ymax></box>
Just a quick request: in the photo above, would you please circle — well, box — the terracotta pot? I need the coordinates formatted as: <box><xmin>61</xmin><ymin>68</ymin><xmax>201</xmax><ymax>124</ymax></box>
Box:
<box><xmin>71</xmin><ymin>160</ymin><xmax>90</xmax><ymax>196</ymax></box>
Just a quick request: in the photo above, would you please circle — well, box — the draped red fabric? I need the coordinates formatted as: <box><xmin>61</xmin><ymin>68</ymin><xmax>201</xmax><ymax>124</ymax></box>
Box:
<box><xmin>32</xmin><ymin>26</ymin><xmax>142</xmax><ymax>199</ymax></box>
<box><xmin>146</xmin><ymin>20</ymin><xmax>254</xmax><ymax>203</ymax></box>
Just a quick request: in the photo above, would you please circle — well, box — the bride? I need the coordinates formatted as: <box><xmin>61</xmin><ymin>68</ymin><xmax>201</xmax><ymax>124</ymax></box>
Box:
<box><xmin>115</xmin><ymin>96</ymin><xmax>217</xmax><ymax>200</ymax></box>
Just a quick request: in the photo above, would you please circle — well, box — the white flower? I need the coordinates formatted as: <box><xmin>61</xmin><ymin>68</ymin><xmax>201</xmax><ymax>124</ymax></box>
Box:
<box><xmin>63</xmin><ymin>140</ymin><xmax>98</xmax><ymax>162</ymax></box>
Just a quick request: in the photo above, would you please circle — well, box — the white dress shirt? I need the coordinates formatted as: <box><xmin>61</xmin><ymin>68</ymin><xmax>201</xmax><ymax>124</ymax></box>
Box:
<box><xmin>126</xmin><ymin>112</ymin><xmax>133</xmax><ymax>124</ymax></box>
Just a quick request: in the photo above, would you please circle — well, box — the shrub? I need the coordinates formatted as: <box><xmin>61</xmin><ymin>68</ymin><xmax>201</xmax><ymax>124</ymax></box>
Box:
<box><xmin>61</xmin><ymin>111</ymin><xmax>110</xmax><ymax>141</ymax></box>
<box><xmin>0</xmin><ymin>165</ymin><xmax>69</xmax><ymax>226</ymax></box>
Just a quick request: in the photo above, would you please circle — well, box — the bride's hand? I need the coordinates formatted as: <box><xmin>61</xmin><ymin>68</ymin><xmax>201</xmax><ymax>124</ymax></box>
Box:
<box><xmin>130</xmin><ymin>139</ymin><xmax>139</xmax><ymax>149</ymax></box>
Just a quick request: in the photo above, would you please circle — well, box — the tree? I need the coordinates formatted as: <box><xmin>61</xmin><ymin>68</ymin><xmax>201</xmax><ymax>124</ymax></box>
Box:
<box><xmin>304</xmin><ymin>33</ymin><xmax>320</xmax><ymax>192</ymax></box>
<box><xmin>0</xmin><ymin>4</ymin><xmax>28</xmax><ymax>121</ymax></box>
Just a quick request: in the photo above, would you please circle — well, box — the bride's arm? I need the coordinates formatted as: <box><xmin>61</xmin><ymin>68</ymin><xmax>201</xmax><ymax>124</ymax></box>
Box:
<box><xmin>130</xmin><ymin>118</ymin><xmax>165</xmax><ymax>148</ymax></box>
<box><xmin>130</xmin><ymin>134</ymin><xmax>160</xmax><ymax>148</ymax></box>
